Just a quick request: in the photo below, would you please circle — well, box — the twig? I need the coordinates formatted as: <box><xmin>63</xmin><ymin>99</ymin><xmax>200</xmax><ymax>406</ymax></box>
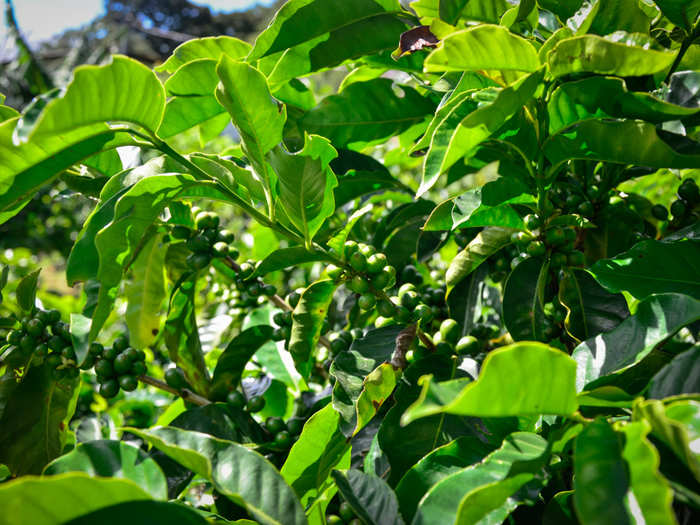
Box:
<box><xmin>390</xmin><ymin>324</ymin><xmax>417</xmax><ymax>369</ymax></box>
<box><xmin>138</xmin><ymin>374</ymin><xmax>211</xmax><ymax>406</ymax></box>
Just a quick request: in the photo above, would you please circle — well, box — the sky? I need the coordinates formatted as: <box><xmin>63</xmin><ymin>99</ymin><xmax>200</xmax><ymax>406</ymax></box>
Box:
<box><xmin>0</xmin><ymin>0</ymin><xmax>274</xmax><ymax>45</ymax></box>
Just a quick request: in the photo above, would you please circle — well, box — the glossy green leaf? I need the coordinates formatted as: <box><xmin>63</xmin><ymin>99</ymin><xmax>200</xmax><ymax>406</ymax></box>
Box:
<box><xmin>0</xmin><ymin>473</ymin><xmax>153</xmax><ymax>525</ymax></box>
<box><xmin>215</xmin><ymin>57</ymin><xmax>286</xmax><ymax>177</ymax></box>
<box><xmin>412</xmin><ymin>0</ymin><xmax>510</xmax><ymax>25</ymax></box>
<box><xmin>558</xmin><ymin>268</ymin><xmax>630</xmax><ymax>343</ymax></box>
<box><xmin>412</xmin><ymin>432</ymin><xmax>548</xmax><ymax>525</ymax></box>
<box><xmin>424</xmin><ymin>24</ymin><xmax>540</xmax><ymax>73</ymax></box>
<box><xmin>125</xmin><ymin>234</ymin><xmax>167</xmax><ymax>349</ymax></box>
<box><xmin>354</xmin><ymin>363</ymin><xmax>401</xmax><ymax>435</ymax></box>
<box><xmin>156</xmin><ymin>36</ymin><xmax>251</xmax><ymax>74</ymax></box>
<box><xmin>331</xmin><ymin>325</ymin><xmax>404</xmax><ymax>435</ymax></box>
<box><xmin>589</xmin><ymin>239</ymin><xmax>700</xmax><ymax>301</ymax></box>
<box><xmin>454</xmin><ymin>471</ymin><xmax>539</xmax><ymax>524</ymax></box>
<box><xmin>439</xmin><ymin>0</ymin><xmax>469</xmax><ymax>23</ymax></box>
<box><xmin>573</xmin><ymin>419</ymin><xmax>631</xmax><ymax>525</ymax></box>
<box><xmin>648</xmin><ymin>344</ymin><xmax>700</xmax><ymax>399</ymax></box>
<box><xmin>395</xmin><ymin>436</ymin><xmax>494</xmax><ymax>522</ymax></box>
<box><xmin>332</xmin><ymin>149</ymin><xmax>407</xmax><ymax>207</ymax></box>
<box><xmin>450</xmin><ymin>177</ymin><xmax>536</xmax><ymax>230</ymax></box>
<box><xmin>0</xmin><ymin>364</ymin><xmax>79</xmax><ymax>475</ymax></box>
<box><xmin>547</xmin><ymin>35</ymin><xmax>675</xmax><ymax>78</ymax></box>
<box><xmin>258</xmin><ymin>15</ymin><xmax>408</xmax><ymax>89</ymax></box>
<box><xmin>654</xmin><ymin>0</ymin><xmax>700</xmax><ymax>30</ymax></box>
<box><xmin>445</xmin><ymin>227</ymin><xmax>514</xmax><ymax>293</ymax></box>
<box><xmin>289</xmin><ymin>279</ymin><xmax>337</xmax><ymax>379</ymax></box>
<box><xmin>63</xmin><ymin>501</ymin><xmax>209</xmax><ymax>525</ymax></box>
<box><xmin>419</xmin><ymin>69</ymin><xmax>543</xmax><ymax>195</ymax></box>
<box><xmin>0</xmin><ymin>119</ymin><xmax>133</xmax><ymax>224</ymax></box>
<box><xmin>617</xmin><ymin>420</ymin><xmax>677</xmax><ymax>525</ymax></box>
<box><xmin>548</xmin><ymin>77</ymin><xmax>700</xmax><ymax>134</ymax></box>
<box><xmin>399</xmin><ymin>377</ymin><xmax>471</xmax><ymax>424</ymax></box>
<box><xmin>281</xmin><ymin>404</ymin><xmax>351</xmax><ymax>507</ymax></box>
<box><xmin>331</xmin><ymin>469</ymin><xmax>404</xmax><ymax>525</ymax></box>
<box><xmin>300</xmin><ymin>79</ymin><xmax>434</xmax><ymax>149</ymax></box>
<box><xmin>249</xmin><ymin>0</ymin><xmax>402</xmax><ymax>60</ymax></box>
<box><xmin>327</xmin><ymin>204</ymin><xmax>373</xmax><ymax>254</ymax></box>
<box><xmin>544</xmin><ymin>120</ymin><xmax>700</xmax><ymax>174</ymax></box>
<box><xmin>571</xmin><ymin>0</ymin><xmax>652</xmax><ymax>36</ymax></box>
<box><xmin>210</xmin><ymin>325</ymin><xmax>274</xmax><ymax>400</ymax></box>
<box><xmin>130</xmin><ymin>426</ymin><xmax>307</xmax><ymax>525</ymax></box>
<box><xmin>163</xmin><ymin>276</ymin><xmax>210</xmax><ymax>395</ymax></box>
<box><xmin>402</xmin><ymin>342</ymin><xmax>578</xmax><ymax>420</ymax></box>
<box><xmin>43</xmin><ymin>440</ymin><xmax>167</xmax><ymax>500</ymax></box>
<box><xmin>537</xmin><ymin>0</ymin><xmax>584</xmax><ymax>21</ymax></box>
<box><xmin>253</xmin><ymin>247</ymin><xmax>334</xmax><ymax>277</ymax></box>
<box><xmin>634</xmin><ymin>399</ymin><xmax>700</xmax><ymax>481</ymax></box>
<box><xmin>268</xmin><ymin>134</ymin><xmax>338</xmax><ymax>244</ymax></box>
<box><xmin>502</xmin><ymin>256</ymin><xmax>548</xmax><ymax>341</ymax></box>
<box><xmin>69</xmin><ymin>313</ymin><xmax>92</xmax><ymax>368</ymax></box>
<box><xmin>158</xmin><ymin>59</ymin><xmax>225</xmax><ymax>138</ymax></box>
<box><xmin>15</xmin><ymin>268</ymin><xmax>40</xmax><ymax>312</ymax></box>
<box><xmin>20</xmin><ymin>56</ymin><xmax>164</xmax><ymax>140</ymax></box>
<box><xmin>572</xmin><ymin>293</ymin><xmax>700</xmax><ymax>391</ymax></box>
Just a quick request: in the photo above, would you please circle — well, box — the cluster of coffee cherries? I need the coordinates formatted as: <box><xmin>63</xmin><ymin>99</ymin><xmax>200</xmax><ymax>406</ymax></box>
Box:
<box><xmin>169</xmin><ymin>209</ymin><xmax>238</xmax><ymax>272</ymax></box>
<box><xmin>90</xmin><ymin>335</ymin><xmax>146</xmax><ymax>398</ymax></box>
<box><xmin>326</xmin><ymin>499</ymin><xmax>362</xmax><ymax>525</ymax></box>
<box><xmin>2</xmin><ymin>308</ymin><xmax>80</xmax><ymax>379</ymax></box>
<box><xmin>511</xmin><ymin>214</ymin><xmax>585</xmax><ymax>270</ymax></box>
<box><xmin>650</xmin><ymin>177</ymin><xmax>699</xmax><ymax>229</ymax></box>
<box><xmin>225</xmin><ymin>260</ymin><xmax>278</xmax><ymax>311</ymax></box>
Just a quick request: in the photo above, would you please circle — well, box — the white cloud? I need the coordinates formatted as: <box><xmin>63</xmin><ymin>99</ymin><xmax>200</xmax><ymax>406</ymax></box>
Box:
<box><xmin>1</xmin><ymin>0</ymin><xmax>103</xmax><ymax>44</ymax></box>
<box><xmin>191</xmin><ymin>0</ymin><xmax>276</xmax><ymax>13</ymax></box>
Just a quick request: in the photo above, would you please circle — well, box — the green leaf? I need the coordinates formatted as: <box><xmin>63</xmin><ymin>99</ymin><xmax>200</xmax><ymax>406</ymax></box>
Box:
<box><xmin>15</xmin><ymin>268</ymin><xmax>40</xmax><ymax>312</ymax></box>
<box><xmin>588</xmin><ymin>239</ymin><xmax>700</xmax><ymax>301</ymax></box>
<box><xmin>502</xmin><ymin>256</ymin><xmax>549</xmax><ymax>341</ymax></box>
<box><xmin>0</xmin><ymin>473</ymin><xmax>153</xmax><ymax>525</ymax></box>
<box><xmin>412</xmin><ymin>432</ymin><xmax>548</xmax><ymax>525</ymax></box>
<box><xmin>354</xmin><ymin>363</ymin><xmax>401</xmax><ymax>435</ymax></box>
<box><xmin>129</xmin><ymin>426</ymin><xmax>307</xmax><ymax>525</ymax></box>
<box><xmin>331</xmin><ymin>469</ymin><xmax>405</xmax><ymax>525</ymax></box>
<box><xmin>450</xmin><ymin>177</ymin><xmax>536</xmax><ymax>230</ymax></box>
<box><xmin>331</xmin><ymin>325</ymin><xmax>404</xmax><ymax>435</ymax></box>
<box><xmin>327</xmin><ymin>204</ymin><xmax>373</xmax><ymax>254</ymax></box>
<box><xmin>156</xmin><ymin>36</ymin><xmax>251</xmax><ymax>74</ymax></box>
<box><xmin>332</xmin><ymin>149</ymin><xmax>406</xmax><ymax>207</ymax></box>
<box><xmin>300</xmin><ymin>79</ymin><xmax>434</xmax><ymax>149</ymax></box>
<box><xmin>268</xmin><ymin>134</ymin><xmax>339</xmax><ymax>245</ymax></box>
<box><xmin>395</xmin><ymin>436</ymin><xmax>494</xmax><ymax>523</ymax></box>
<box><xmin>617</xmin><ymin>421</ymin><xmax>677</xmax><ymax>525</ymax></box>
<box><xmin>572</xmin><ymin>293</ymin><xmax>700</xmax><ymax>391</ymax></box>
<box><xmin>20</xmin><ymin>55</ymin><xmax>164</xmax><ymax>139</ymax></box>
<box><xmin>0</xmin><ymin>120</ymin><xmax>133</xmax><ymax>224</ymax></box>
<box><xmin>69</xmin><ymin>313</ymin><xmax>92</xmax><ymax>366</ymax></box>
<box><xmin>412</xmin><ymin>0</ymin><xmax>510</xmax><ymax>24</ymax></box>
<box><xmin>63</xmin><ymin>501</ymin><xmax>210</xmax><ymax>525</ymax></box>
<box><xmin>548</xmin><ymin>77</ymin><xmax>700</xmax><ymax>134</ymax></box>
<box><xmin>281</xmin><ymin>404</ymin><xmax>351</xmax><ymax>507</ymax></box>
<box><xmin>545</xmin><ymin>119</ymin><xmax>700</xmax><ymax>177</ymax></box>
<box><xmin>547</xmin><ymin>35</ymin><xmax>675</xmax><ymax>78</ymax></box>
<box><xmin>402</xmin><ymin>342</ymin><xmax>578</xmax><ymax>421</ymax></box>
<box><xmin>258</xmin><ymin>15</ymin><xmax>409</xmax><ymax>89</ymax></box>
<box><xmin>210</xmin><ymin>325</ymin><xmax>274</xmax><ymax>400</ymax></box>
<box><xmin>125</xmin><ymin>234</ymin><xmax>167</xmax><ymax>349</ymax></box>
<box><xmin>537</xmin><ymin>0</ymin><xmax>584</xmax><ymax>21</ymax></box>
<box><xmin>648</xmin><ymin>344</ymin><xmax>700</xmax><ymax>399</ymax></box>
<box><xmin>289</xmin><ymin>279</ymin><xmax>337</xmax><ymax>379</ymax></box>
<box><xmin>215</xmin><ymin>57</ymin><xmax>287</xmax><ymax>179</ymax></box>
<box><xmin>445</xmin><ymin>227</ymin><xmax>514</xmax><ymax>293</ymax></box>
<box><xmin>571</xmin><ymin>0</ymin><xmax>652</xmax><ymax>36</ymax></box>
<box><xmin>419</xmin><ymin>69</ymin><xmax>543</xmax><ymax>195</ymax></box>
<box><xmin>0</xmin><ymin>364</ymin><xmax>80</xmax><ymax>475</ymax></box>
<box><xmin>654</xmin><ymin>0</ymin><xmax>700</xmax><ymax>30</ymax></box>
<box><xmin>43</xmin><ymin>440</ymin><xmax>167</xmax><ymax>500</ymax></box>
<box><xmin>634</xmin><ymin>399</ymin><xmax>700</xmax><ymax>482</ymax></box>
<box><xmin>424</xmin><ymin>24</ymin><xmax>540</xmax><ymax>73</ymax></box>
<box><xmin>158</xmin><ymin>59</ymin><xmax>225</xmax><ymax>139</ymax></box>
<box><xmin>573</xmin><ymin>419</ymin><xmax>631</xmax><ymax>525</ymax></box>
<box><xmin>163</xmin><ymin>276</ymin><xmax>211</xmax><ymax>395</ymax></box>
<box><xmin>558</xmin><ymin>268</ymin><xmax>630</xmax><ymax>343</ymax></box>
<box><xmin>249</xmin><ymin>0</ymin><xmax>403</xmax><ymax>60</ymax></box>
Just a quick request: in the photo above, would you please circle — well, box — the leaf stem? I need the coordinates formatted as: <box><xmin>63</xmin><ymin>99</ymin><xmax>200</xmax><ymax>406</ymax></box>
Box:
<box><xmin>138</xmin><ymin>374</ymin><xmax>211</xmax><ymax>406</ymax></box>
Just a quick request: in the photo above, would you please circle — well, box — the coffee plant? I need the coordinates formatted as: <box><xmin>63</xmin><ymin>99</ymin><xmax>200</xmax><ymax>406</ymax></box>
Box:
<box><xmin>1</xmin><ymin>0</ymin><xmax>700</xmax><ymax>523</ymax></box>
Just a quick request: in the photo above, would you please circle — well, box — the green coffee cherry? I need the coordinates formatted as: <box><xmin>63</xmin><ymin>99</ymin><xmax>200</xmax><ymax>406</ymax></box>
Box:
<box><xmin>195</xmin><ymin>211</ymin><xmax>219</xmax><ymax>230</ymax></box>
<box><xmin>186</xmin><ymin>253</ymin><xmax>211</xmax><ymax>271</ymax></box>
<box><xmin>326</xmin><ymin>264</ymin><xmax>345</xmax><ymax>280</ymax></box>
<box><xmin>526</xmin><ymin>240</ymin><xmax>546</xmax><ymax>257</ymax></box>
<box><xmin>670</xmin><ymin>199</ymin><xmax>687</xmax><ymax>217</ymax></box>
<box><xmin>577</xmin><ymin>201</ymin><xmax>594</xmax><ymax>217</ymax></box>
<box><xmin>286</xmin><ymin>291</ymin><xmax>302</xmax><ymax>308</ymax></box>
<box><xmin>265</xmin><ymin>416</ymin><xmax>286</xmax><ymax>434</ymax></box>
<box><xmin>414</xmin><ymin>303</ymin><xmax>434</xmax><ymax>323</ymax></box>
<box><xmin>212</xmin><ymin>242</ymin><xmax>229</xmax><ymax>257</ymax></box>
<box><xmin>358</xmin><ymin>294</ymin><xmax>376</xmax><ymax>310</ymax></box>
<box><xmin>567</xmin><ymin>250</ymin><xmax>585</xmax><ymax>267</ymax></box>
<box><xmin>238</xmin><ymin>262</ymin><xmax>254</xmax><ymax>279</ymax></box>
<box><xmin>348</xmin><ymin>275</ymin><xmax>369</xmax><ymax>294</ymax></box>
<box><xmin>99</xmin><ymin>379</ymin><xmax>120</xmax><ymax>398</ymax></box>
<box><xmin>113</xmin><ymin>353</ymin><xmax>133</xmax><ymax>375</ymax></box>
<box><xmin>246</xmin><ymin>395</ymin><xmax>265</xmax><ymax>413</ymax></box>
<box><xmin>366</xmin><ymin>253</ymin><xmax>387</xmax><ymax>274</ymax></box>
<box><xmin>164</xmin><ymin>367</ymin><xmax>188</xmax><ymax>389</ymax></box>
<box><xmin>273</xmin><ymin>430</ymin><xmax>293</xmax><ymax>448</ymax></box>
<box><xmin>103</xmin><ymin>346</ymin><xmax>119</xmax><ymax>361</ymax></box>
<box><xmin>343</xmin><ymin>241</ymin><xmax>359</xmax><ymax>260</ymax></box>
<box><xmin>439</xmin><ymin>319</ymin><xmax>460</xmax><ymax>345</ymax></box>
<box><xmin>400</xmin><ymin>291</ymin><xmax>419</xmax><ymax>310</ymax></box>
<box><xmin>131</xmin><ymin>361</ymin><xmax>147</xmax><ymax>376</ymax></box>
<box><xmin>88</xmin><ymin>342</ymin><xmax>104</xmax><ymax>357</ymax></box>
<box><xmin>339</xmin><ymin>502</ymin><xmax>356</xmax><ymax>521</ymax></box>
<box><xmin>119</xmin><ymin>375</ymin><xmax>138</xmax><ymax>392</ymax></box>
<box><xmin>349</xmin><ymin>252</ymin><xmax>367</xmax><ymax>272</ymax></box>
<box><xmin>95</xmin><ymin>359</ymin><xmax>114</xmax><ymax>378</ymax></box>
<box><xmin>524</xmin><ymin>214</ymin><xmax>541</xmax><ymax>231</ymax></box>
<box><xmin>287</xmin><ymin>418</ymin><xmax>304</xmax><ymax>435</ymax></box>
<box><xmin>377</xmin><ymin>299</ymin><xmax>396</xmax><ymax>318</ymax></box>
<box><xmin>456</xmin><ymin>335</ymin><xmax>480</xmax><ymax>355</ymax></box>
<box><xmin>217</xmin><ymin>229</ymin><xmax>235</xmax><ymax>243</ymax></box>
<box><xmin>550</xmin><ymin>252</ymin><xmax>568</xmax><ymax>268</ymax></box>
<box><xmin>651</xmin><ymin>204</ymin><xmax>669</xmax><ymax>221</ymax></box>
<box><xmin>226</xmin><ymin>391</ymin><xmax>246</xmax><ymax>409</ymax></box>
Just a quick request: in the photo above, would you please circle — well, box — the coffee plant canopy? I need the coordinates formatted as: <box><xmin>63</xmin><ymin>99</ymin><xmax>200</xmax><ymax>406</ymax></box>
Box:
<box><xmin>1</xmin><ymin>0</ymin><xmax>700</xmax><ymax>524</ymax></box>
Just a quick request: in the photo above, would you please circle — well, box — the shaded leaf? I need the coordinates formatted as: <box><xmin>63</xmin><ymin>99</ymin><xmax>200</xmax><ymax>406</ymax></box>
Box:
<box><xmin>502</xmin><ymin>257</ymin><xmax>548</xmax><ymax>341</ymax></box>
<box><xmin>15</xmin><ymin>268</ymin><xmax>40</xmax><ymax>312</ymax></box>
<box><xmin>331</xmin><ymin>469</ymin><xmax>404</xmax><ymax>525</ymax></box>
<box><xmin>354</xmin><ymin>363</ymin><xmax>401</xmax><ymax>435</ymax></box>
<box><xmin>130</xmin><ymin>426</ymin><xmax>307</xmax><ymax>525</ymax></box>
<box><xmin>63</xmin><ymin>500</ymin><xmax>209</xmax><ymax>525</ymax></box>
<box><xmin>648</xmin><ymin>344</ymin><xmax>700</xmax><ymax>399</ymax></box>
<box><xmin>44</xmin><ymin>440</ymin><xmax>167</xmax><ymax>500</ymax></box>
<box><xmin>156</xmin><ymin>36</ymin><xmax>251</xmax><ymax>74</ymax></box>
